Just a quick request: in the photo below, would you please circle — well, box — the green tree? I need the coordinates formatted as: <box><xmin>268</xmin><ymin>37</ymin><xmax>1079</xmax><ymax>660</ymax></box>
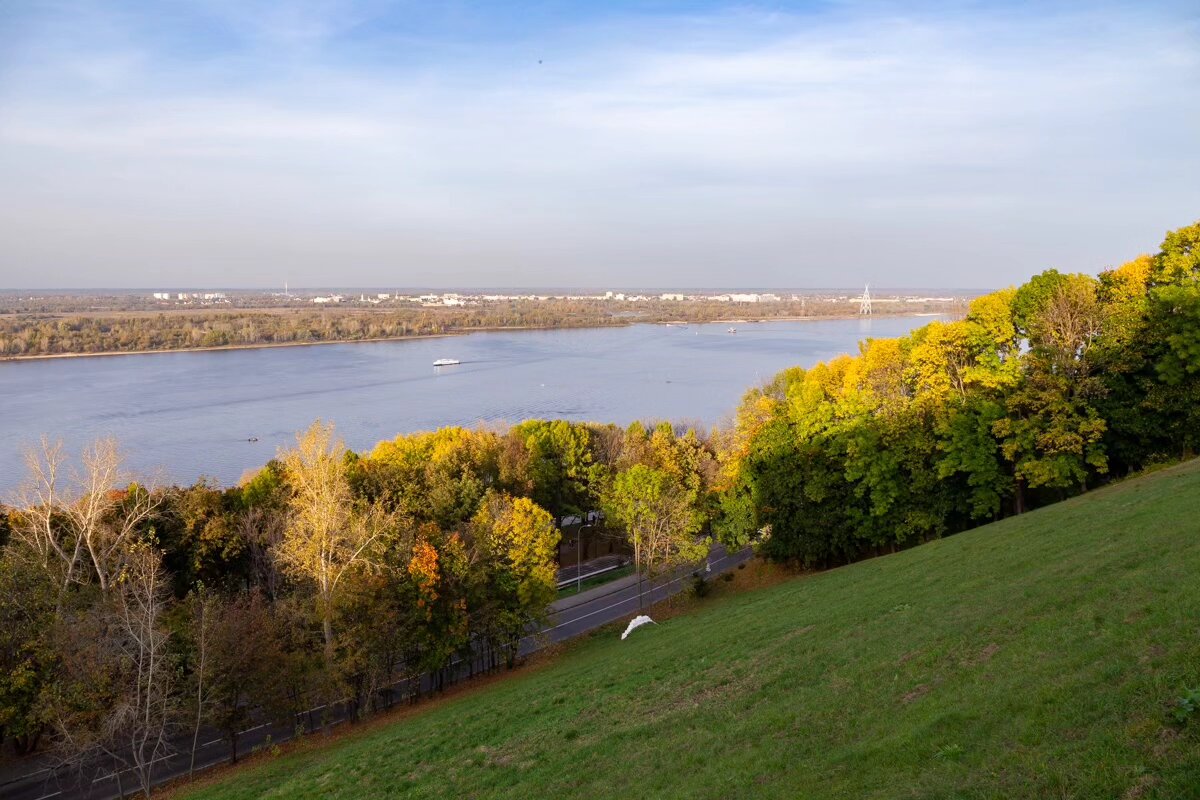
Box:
<box><xmin>470</xmin><ymin>493</ymin><xmax>560</xmax><ymax>666</ymax></box>
<box><xmin>184</xmin><ymin>589</ymin><xmax>287</xmax><ymax>764</ymax></box>
<box><xmin>509</xmin><ymin>420</ymin><xmax>604</xmax><ymax>520</ymax></box>
<box><xmin>0</xmin><ymin>554</ymin><xmax>56</xmax><ymax>755</ymax></box>
<box><xmin>1150</xmin><ymin>220</ymin><xmax>1200</xmax><ymax>286</ymax></box>
<box><xmin>603</xmin><ymin>465</ymin><xmax>707</xmax><ymax>604</ymax></box>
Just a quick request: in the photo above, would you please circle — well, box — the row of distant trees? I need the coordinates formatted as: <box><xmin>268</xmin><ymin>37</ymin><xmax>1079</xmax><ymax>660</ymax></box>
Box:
<box><xmin>0</xmin><ymin>296</ymin><xmax>956</xmax><ymax>358</ymax></box>
<box><xmin>716</xmin><ymin>221</ymin><xmax>1200</xmax><ymax>565</ymax></box>
<box><xmin>0</xmin><ymin>301</ymin><xmax>619</xmax><ymax>356</ymax></box>
<box><xmin>0</xmin><ymin>417</ymin><xmax>722</xmax><ymax>795</ymax></box>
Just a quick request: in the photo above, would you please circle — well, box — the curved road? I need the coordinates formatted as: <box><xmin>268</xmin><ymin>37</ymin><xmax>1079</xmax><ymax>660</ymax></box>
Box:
<box><xmin>0</xmin><ymin>545</ymin><xmax>752</xmax><ymax>800</ymax></box>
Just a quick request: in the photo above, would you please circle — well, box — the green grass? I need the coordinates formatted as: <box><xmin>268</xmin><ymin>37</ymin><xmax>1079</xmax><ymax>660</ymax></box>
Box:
<box><xmin>556</xmin><ymin>564</ymin><xmax>634</xmax><ymax>598</ymax></box>
<box><xmin>182</xmin><ymin>460</ymin><xmax>1200</xmax><ymax>799</ymax></box>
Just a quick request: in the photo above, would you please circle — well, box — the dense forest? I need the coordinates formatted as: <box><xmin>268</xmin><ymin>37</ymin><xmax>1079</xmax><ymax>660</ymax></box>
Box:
<box><xmin>717</xmin><ymin>221</ymin><xmax>1200</xmax><ymax>565</ymax></box>
<box><xmin>0</xmin><ymin>220</ymin><xmax>1196</xmax><ymax>795</ymax></box>
<box><xmin>0</xmin><ymin>296</ymin><xmax>959</xmax><ymax>358</ymax></box>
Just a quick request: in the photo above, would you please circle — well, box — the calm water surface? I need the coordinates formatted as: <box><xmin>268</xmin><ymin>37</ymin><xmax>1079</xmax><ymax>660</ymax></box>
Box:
<box><xmin>0</xmin><ymin>317</ymin><xmax>939</xmax><ymax>495</ymax></box>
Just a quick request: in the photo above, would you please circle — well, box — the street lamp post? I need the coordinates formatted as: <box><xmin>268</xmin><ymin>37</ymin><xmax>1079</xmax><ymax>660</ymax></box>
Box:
<box><xmin>577</xmin><ymin>517</ymin><xmax>595</xmax><ymax>594</ymax></box>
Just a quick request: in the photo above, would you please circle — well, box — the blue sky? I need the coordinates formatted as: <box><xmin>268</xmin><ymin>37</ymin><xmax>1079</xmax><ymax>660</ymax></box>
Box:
<box><xmin>1</xmin><ymin>1</ymin><xmax>1197</xmax><ymax>289</ymax></box>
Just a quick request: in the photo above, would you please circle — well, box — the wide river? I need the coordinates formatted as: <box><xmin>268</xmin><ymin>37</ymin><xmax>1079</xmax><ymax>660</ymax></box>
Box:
<box><xmin>0</xmin><ymin>316</ymin><xmax>940</xmax><ymax>496</ymax></box>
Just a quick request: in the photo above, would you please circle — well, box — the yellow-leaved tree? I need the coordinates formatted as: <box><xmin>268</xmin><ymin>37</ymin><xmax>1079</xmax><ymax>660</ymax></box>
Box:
<box><xmin>277</xmin><ymin>421</ymin><xmax>392</xmax><ymax>665</ymax></box>
<box><xmin>471</xmin><ymin>492</ymin><xmax>560</xmax><ymax>665</ymax></box>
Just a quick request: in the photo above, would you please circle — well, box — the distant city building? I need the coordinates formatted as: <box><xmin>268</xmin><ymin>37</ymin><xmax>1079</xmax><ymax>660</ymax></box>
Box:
<box><xmin>152</xmin><ymin>292</ymin><xmax>170</xmax><ymax>300</ymax></box>
<box><xmin>660</xmin><ymin>293</ymin><xmax>685</xmax><ymax>301</ymax></box>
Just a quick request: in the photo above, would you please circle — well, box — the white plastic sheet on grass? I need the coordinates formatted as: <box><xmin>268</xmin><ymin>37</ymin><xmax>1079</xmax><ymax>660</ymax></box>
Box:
<box><xmin>621</xmin><ymin>615</ymin><xmax>656</xmax><ymax>640</ymax></box>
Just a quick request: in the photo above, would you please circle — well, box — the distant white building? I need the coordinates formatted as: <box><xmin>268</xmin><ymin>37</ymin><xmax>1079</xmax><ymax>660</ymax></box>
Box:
<box><xmin>660</xmin><ymin>293</ymin><xmax>685</xmax><ymax>301</ymax></box>
<box><xmin>729</xmin><ymin>293</ymin><xmax>761</xmax><ymax>303</ymax></box>
<box><xmin>152</xmin><ymin>292</ymin><xmax>171</xmax><ymax>300</ymax></box>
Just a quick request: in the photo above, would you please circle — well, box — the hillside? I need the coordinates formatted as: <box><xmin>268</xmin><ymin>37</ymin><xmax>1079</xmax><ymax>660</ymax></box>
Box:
<box><xmin>180</xmin><ymin>460</ymin><xmax>1200</xmax><ymax>800</ymax></box>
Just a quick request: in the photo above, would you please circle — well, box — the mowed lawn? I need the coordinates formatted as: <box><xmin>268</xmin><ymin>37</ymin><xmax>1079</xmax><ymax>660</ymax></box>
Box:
<box><xmin>181</xmin><ymin>460</ymin><xmax>1200</xmax><ymax>800</ymax></box>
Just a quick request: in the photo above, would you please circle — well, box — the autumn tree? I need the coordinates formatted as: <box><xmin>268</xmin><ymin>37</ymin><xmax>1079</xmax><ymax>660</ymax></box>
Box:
<box><xmin>1149</xmin><ymin>220</ymin><xmax>1200</xmax><ymax>286</ymax></box>
<box><xmin>47</xmin><ymin>545</ymin><xmax>179</xmax><ymax>798</ymax></box>
<box><xmin>276</xmin><ymin>421</ymin><xmax>392</xmax><ymax>665</ymax></box>
<box><xmin>185</xmin><ymin>590</ymin><xmax>287</xmax><ymax>763</ymax></box>
<box><xmin>364</xmin><ymin>427</ymin><xmax>500</xmax><ymax>527</ymax></box>
<box><xmin>158</xmin><ymin>481</ymin><xmax>247</xmax><ymax>595</ymax></box>
<box><xmin>404</xmin><ymin>524</ymin><xmax>469</xmax><ymax>691</ymax></box>
<box><xmin>470</xmin><ymin>493</ymin><xmax>560</xmax><ymax>665</ymax></box>
<box><xmin>603</xmin><ymin>465</ymin><xmax>706</xmax><ymax>605</ymax></box>
<box><xmin>234</xmin><ymin>462</ymin><xmax>288</xmax><ymax>600</ymax></box>
<box><xmin>13</xmin><ymin>437</ymin><xmax>161</xmax><ymax>596</ymax></box>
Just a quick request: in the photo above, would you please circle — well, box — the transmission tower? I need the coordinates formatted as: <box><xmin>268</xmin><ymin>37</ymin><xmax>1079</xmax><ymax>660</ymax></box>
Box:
<box><xmin>858</xmin><ymin>284</ymin><xmax>872</xmax><ymax>315</ymax></box>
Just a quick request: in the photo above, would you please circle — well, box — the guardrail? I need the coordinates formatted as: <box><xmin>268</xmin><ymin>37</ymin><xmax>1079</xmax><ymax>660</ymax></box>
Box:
<box><xmin>555</xmin><ymin>559</ymin><xmax>629</xmax><ymax>589</ymax></box>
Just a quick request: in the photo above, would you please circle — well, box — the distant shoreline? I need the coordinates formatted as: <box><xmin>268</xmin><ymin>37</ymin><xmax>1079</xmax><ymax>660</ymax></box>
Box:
<box><xmin>0</xmin><ymin>312</ymin><xmax>945</xmax><ymax>363</ymax></box>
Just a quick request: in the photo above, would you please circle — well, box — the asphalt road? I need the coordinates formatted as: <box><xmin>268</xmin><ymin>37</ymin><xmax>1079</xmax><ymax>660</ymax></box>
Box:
<box><xmin>0</xmin><ymin>545</ymin><xmax>752</xmax><ymax>800</ymax></box>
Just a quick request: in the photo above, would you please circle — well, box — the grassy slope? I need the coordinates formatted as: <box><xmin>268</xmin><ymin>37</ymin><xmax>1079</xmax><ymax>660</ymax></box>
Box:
<box><xmin>182</xmin><ymin>461</ymin><xmax>1200</xmax><ymax>800</ymax></box>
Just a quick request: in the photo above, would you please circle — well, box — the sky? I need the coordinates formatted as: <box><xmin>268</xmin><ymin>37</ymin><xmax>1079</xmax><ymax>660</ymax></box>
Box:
<box><xmin>0</xmin><ymin>1</ymin><xmax>1197</xmax><ymax>290</ymax></box>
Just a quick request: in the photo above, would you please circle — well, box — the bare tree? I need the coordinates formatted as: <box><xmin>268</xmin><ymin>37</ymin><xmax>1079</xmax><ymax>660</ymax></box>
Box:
<box><xmin>12</xmin><ymin>438</ymin><xmax>77</xmax><ymax>592</ymax></box>
<box><xmin>185</xmin><ymin>588</ymin><xmax>217</xmax><ymax>776</ymax></box>
<box><xmin>47</xmin><ymin>546</ymin><xmax>179</xmax><ymax>799</ymax></box>
<box><xmin>105</xmin><ymin>545</ymin><xmax>178</xmax><ymax>798</ymax></box>
<box><xmin>12</xmin><ymin>437</ymin><xmax>162</xmax><ymax>596</ymax></box>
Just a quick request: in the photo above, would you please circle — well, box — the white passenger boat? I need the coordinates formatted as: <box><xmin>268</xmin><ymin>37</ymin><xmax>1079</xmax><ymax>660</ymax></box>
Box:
<box><xmin>433</xmin><ymin>358</ymin><xmax>461</xmax><ymax>366</ymax></box>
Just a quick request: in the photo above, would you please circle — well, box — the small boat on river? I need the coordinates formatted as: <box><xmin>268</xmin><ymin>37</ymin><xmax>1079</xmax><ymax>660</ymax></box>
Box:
<box><xmin>433</xmin><ymin>358</ymin><xmax>461</xmax><ymax>366</ymax></box>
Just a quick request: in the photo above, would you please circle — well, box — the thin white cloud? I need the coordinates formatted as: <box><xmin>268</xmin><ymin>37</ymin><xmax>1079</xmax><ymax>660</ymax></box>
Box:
<box><xmin>0</xmin><ymin>2</ymin><xmax>1197</xmax><ymax>288</ymax></box>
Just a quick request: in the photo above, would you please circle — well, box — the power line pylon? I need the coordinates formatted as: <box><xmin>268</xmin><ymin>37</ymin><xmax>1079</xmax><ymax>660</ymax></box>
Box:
<box><xmin>858</xmin><ymin>284</ymin><xmax>872</xmax><ymax>315</ymax></box>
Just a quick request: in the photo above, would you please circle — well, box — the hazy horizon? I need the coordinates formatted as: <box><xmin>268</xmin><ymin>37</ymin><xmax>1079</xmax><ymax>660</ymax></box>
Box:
<box><xmin>2</xmin><ymin>1</ymin><xmax>1198</xmax><ymax>290</ymax></box>
<box><xmin>0</xmin><ymin>284</ymin><xmax>984</xmax><ymax>294</ymax></box>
